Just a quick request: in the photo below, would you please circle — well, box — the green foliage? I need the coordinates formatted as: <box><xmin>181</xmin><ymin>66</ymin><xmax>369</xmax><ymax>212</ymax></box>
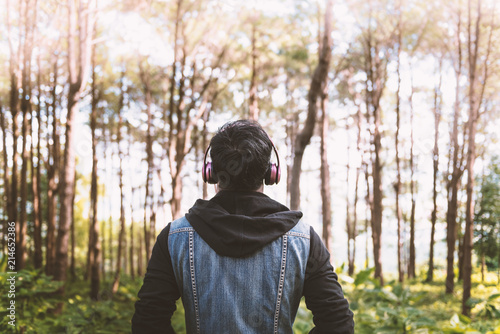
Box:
<box><xmin>474</xmin><ymin>157</ymin><xmax>500</xmax><ymax>270</ymax></box>
<box><xmin>347</xmin><ymin>268</ymin><xmax>500</xmax><ymax>334</ymax></box>
<box><xmin>0</xmin><ymin>269</ymin><xmax>63</xmax><ymax>333</ymax></box>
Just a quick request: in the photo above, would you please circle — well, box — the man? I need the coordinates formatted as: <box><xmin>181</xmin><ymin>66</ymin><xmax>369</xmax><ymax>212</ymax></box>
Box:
<box><xmin>132</xmin><ymin>120</ymin><xmax>354</xmax><ymax>333</ymax></box>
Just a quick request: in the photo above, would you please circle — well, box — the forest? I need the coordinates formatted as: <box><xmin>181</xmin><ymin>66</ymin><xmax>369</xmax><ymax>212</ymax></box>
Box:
<box><xmin>0</xmin><ymin>0</ymin><xmax>499</xmax><ymax>332</ymax></box>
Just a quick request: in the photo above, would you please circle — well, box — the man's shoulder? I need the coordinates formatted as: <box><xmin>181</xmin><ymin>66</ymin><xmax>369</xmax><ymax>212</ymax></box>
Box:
<box><xmin>286</xmin><ymin>218</ymin><xmax>310</xmax><ymax>238</ymax></box>
<box><xmin>169</xmin><ymin>216</ymin><xmax>193</xmax><ymax>232</ymax></box>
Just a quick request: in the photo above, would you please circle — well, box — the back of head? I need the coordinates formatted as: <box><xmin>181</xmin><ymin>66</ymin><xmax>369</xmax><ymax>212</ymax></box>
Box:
<box><xmin>210</xmin><ymin>120</ymin><xmax>272</xmax><ymax>191</ymax></box>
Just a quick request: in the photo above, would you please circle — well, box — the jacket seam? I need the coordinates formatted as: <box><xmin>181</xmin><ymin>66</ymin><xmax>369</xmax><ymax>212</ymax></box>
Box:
<box><xmin>189</xmin><ymin>231</ymin><xmax>201</xmax><ymax>334</ymax></box>
<box><xmin>169</xmin><ymin>227</ymin><xmax>194</xmax><ymax>235</ymax></box>
<box><xmin>285</xmin><ymin>231</ymin><xmax>310</xmax><ymax>238</ymax></box>
<box><xmin>274</xmin><ymin>234</ymin><xmax>288</xmax><ymax>334</ymax></box>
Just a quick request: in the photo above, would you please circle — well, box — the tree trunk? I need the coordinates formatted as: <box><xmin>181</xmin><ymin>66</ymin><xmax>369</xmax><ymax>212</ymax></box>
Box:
<box><xmin>70</xmin><ymin>172</ymin><xmax>76</xmax><ymax>280</ymax></box>
<box><xmin>32</xmin><ymin>55</ymin><xmax>43</xmax><ymax>270</ymax></box>
<box><xmin>46</xmin><ymin>56</ymin><xmax>59</xmax><ymax>277</ymax></box>
<box><xmin>395</xmin><ymin>13</ymin><xmax>404</xmax><ymax>282</ymax></box>
<box><xmin>364</xmin><ymin>162</ymin><xmax>372</xmax><ymax>269</ymax></box>
<box><xmin>290</xmin><ymin>0</ymin><xmax>333</xmax><ymax>210</ymax></box>
<box><xmin>55</xmin><ymin>0</ymin><xmax>95</xmax><ymax>289</ymax></box>
<box><xmin>345</xmin><ymin>121</ymin><xmax>353</xmax><ymax>274</ymax></box>
<box><xmin>320</xmin><ymin>85</ymin><xmax>332</xmax><ymax>253</ymax></box>
<box><xmin>89</xmin><ymin>45</ymin><xmax>100</xmax><ymax>300</ymax></box>
<box><xmin>463</xmin><ymin>0</ymin><xmax>492</xmax><ymax>315</ymax></box>
<box><xmin>129</xmin><ymin>127</ymin><xmax>135</xmax><ymax>279</ymax></box>
<box><xmin>112</xmin><ymin>73</ymin><xmax>126</xmax><ymax>295</ymax></box>
<box><xmin>408</xmin><ymin>67</ymin><xmax>416</xmax><ymax>280</ymax></box>
<box><xmin>18</xmin><ymin>92</ymin><xmax>29</xmax><ymax>271</ymax></box>
<box><xmin>7</xmin><ymin>0</ymin><xmax>21</xmax><ymax>243</ymax></box>
<box><xmin>0</xmin><ymin>109</ymin><xmax>9</xmax><ymax>254</ymax></box>
<box><xmin>446</xmin><ymin>4</ymin><xmax>464</xmax><ymax>295</ymax></box>
<box><xmin>248</xmin><ymin>19</ymin><xmax>259</xmax><ymax>121</ymax></box>
<box><xmin>427</xmin><ymin>59</ymin><xmax>443</xmax><ymax>282</ymax></box>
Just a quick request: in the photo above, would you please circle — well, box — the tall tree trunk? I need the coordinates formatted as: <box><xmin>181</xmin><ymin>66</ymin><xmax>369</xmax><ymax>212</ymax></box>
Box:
<box><xmin>129</xmin><ymin>127</ymin><xmax>135</xmax><ymax>279</ymax></box>
<box><xmin>248</xmin><ymin>19</ymin><xmax>259</xmax><ymax>121</ymax></box>
<box><xmin>395</xmin><ymin>9</ymin><xmax>404</xmax><ymax>282</ymax></box>
<box><xmin>139</xmin><ymin>61</ymin><xmax>154</xmax><ymax>262</ymax></box>
<box><xmin>32</xmin><ymin>55</ymin><xmax>43</xmax><ymax>269</ymax></box>
<box><xmin>462</xmin><ymin>0</ymin><xmax>492</xmax><ymax>316</ymax></box>
<box><xmin>290</xmin><ymin>0</ymin><xmax>333</xmax><ymax>210</ymax></box>
<box><xmin>46</xmin><ymin>56</ymin><xmax>59</xmax><ymax>277</ymax></box>
<box><xmin>364</xmin><ymin>162</ymin><xmax>372</xmax><ymax>269</ymax></box>
<box><xmin>18</xmin><ymin>90</ymin><xmax>29</xmax><ymax>270</ymax></box>
<box><xmin>70</xmin><ymin>171</ymin><xmax>76</xmax><ymax>280</ymax></box>
<box><xmin>202</xmin><ymin>111</ymin><xmax>209</xmax><ymax>200</ymax></box>
<box><xmin>54</xmin><ymin>0</ymin><xmax>95</xmax><ymax>289</ymax></box>
<box><xmin>408</xmin><ymin>66</ymin><xmax>416</xmax><ymax>280</ymax></box>
<box><xmin>363</xmin><ymin>5</ymin><xmax>388</xmax><ymax>285</ymax></box>
<box><xmin>7</xmin><ymin>0</ymin><xmax>21</xmax><ymax>242</ymax></box>
<box><xmin>89</xmin><ymin>44</ymin><xmax>100</xmax><ymax>300</ymax></box>
<box><xmin>138</xmin><ymin>230</ymin><xmax>144</xmax><ymax>277</ymax></box>
<box><xmin>18</xmin><ymin>0</ymin><xmax>37</xmax><ymax>269</ymax></box>
<box><xmin>349</xmin><ymin>106</ymin><xmax>363</xmax><ymax>277</ymax></box>
<box><xmin>345</xmin><ymin>121</ymin><xmax>353</xmax><ymax>274</ymax></box>
<box><xmin>320</xmin><ymin>84</ymin><xmax>332</xmax><ymax>253</ymax></box>
<box><xmin>0</xmin><ymin>109</ymin><xmax>9</xmax><ymax>254</ymax></box>
<box><xmin>427</xmin><ymin>59</ymin><xmax>443</xmax><ymax>282</ymax></box>
<box><xmin>446</xmin><ymin>5</ymin><xmax>464</xmax><ymax>295</ymax></box>
<box><xmin>112</xmin><ymin>72</ymin><xmax>126</xmax><ymax>295</ymax></box>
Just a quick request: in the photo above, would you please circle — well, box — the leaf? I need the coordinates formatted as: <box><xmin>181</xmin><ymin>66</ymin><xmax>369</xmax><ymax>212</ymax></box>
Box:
<box><xmin>458</xmin><ymin>314</ymin><xmax>472</xmax><ymax>325</ymax></box>
<box><xmin>354</xmin><ymin>267</ymin><xmax>375</xmax><ymax>286</ymax></box>
<box><xmin>487</xmin><ymin>293</ymin><xmax>500</xmax><ymax>301</ymax></box>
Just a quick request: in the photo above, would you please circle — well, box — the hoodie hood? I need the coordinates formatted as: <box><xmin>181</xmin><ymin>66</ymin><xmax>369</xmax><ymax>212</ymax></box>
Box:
<box><xmin>185</xmin><ymin>190</ymin><xmax>303</xmax><ymax>258</ymax></box>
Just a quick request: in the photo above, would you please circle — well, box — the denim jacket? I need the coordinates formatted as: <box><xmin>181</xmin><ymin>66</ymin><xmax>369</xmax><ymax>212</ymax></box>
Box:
<box><xmin>168</xmin><ymin>216</ymin><xmax>310</xmax><ymax>334</ymax></box>
<box><xmin>132</xmin><ymin>191</ymin><xmax>354</xmax><ymax>334</ymax></box>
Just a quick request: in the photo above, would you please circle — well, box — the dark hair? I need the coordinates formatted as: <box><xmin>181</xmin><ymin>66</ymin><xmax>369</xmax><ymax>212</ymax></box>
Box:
<box><xmin>210</xmin><ymin>120</ymin><xmax>272</xmax><ymax>190</ymax></box>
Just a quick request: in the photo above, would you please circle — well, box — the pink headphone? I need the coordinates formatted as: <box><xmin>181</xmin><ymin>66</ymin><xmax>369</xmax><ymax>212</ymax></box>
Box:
<box><xmin>202</xmin><ymin>141</ymin><xmax>281</xmax><ymax>186</ymax></box>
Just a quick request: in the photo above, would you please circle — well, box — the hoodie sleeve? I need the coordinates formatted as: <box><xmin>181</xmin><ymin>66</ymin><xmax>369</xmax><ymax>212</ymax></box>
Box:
<box><xmin>132</xmin><ymin>224</ymin><xmax>180</xmax><ymax>333</ymax></box>
<box><xmin>304</xmin><ymin>227</ymin><xmax>354</xmax><ymax>334</ymax></box>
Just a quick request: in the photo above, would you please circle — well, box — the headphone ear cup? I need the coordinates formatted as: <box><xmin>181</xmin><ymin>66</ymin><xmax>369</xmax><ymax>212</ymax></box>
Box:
<box><xmin>203</xmin><ymin>162</ymin><xmax>217</xmax><ymax>184</ymax></box>
<box><xmin>265</xmin><ymin>163</ymin><xmax>280</xmax><ymax>185</ymax></box>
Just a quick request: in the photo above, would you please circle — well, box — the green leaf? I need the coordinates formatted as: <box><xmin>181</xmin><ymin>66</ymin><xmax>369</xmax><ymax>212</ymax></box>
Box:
<box><xmin>354</xmin><ymin>268</ymin><xmax>375</xmax><ymax>286</ymax></box>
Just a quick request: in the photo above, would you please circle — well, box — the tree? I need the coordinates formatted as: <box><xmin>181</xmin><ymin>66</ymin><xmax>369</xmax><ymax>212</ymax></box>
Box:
<box><xmin>89</xmin><ymin>40</ymin><xmax>101</xmax><ymax>300</ymax></box>
<box><xmin>54</xmin><ymin>0</ymin><xmax>96</xmax><ymax>289</ymax></box>
<box><xmin>474</xmin><ymin>158</ymin><xmax>500</xmax><ymax>277</ymax></box>
<box><xmin>290</xmin><ymin>0</ymin><xmax>333</xmax><ymax>211</ymax></box>
<box><xmin>427</xmin><ymin>57</ymin><xmax>443</xmax><ymax>282</ymax></box>
<box><xmin>112</xmin><ymin>70</ymin><xmax>127</xmax><ymax>295</ymax></box>
<box><xmin>445</xmin><ymin>4</ymin><xmax>466</xmax><ymax>294</ymax></box>
<box><xmin>462</xmin><ymin>0</ymin><xmax>494</xmax><ymax>316</ymax></box>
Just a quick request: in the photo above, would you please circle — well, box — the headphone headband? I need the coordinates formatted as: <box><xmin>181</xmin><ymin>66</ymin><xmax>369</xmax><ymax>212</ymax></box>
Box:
<box><xmin>202</xmin><ymin>140</ymin><xmax>281</xmax><ymax>186</ymax></box>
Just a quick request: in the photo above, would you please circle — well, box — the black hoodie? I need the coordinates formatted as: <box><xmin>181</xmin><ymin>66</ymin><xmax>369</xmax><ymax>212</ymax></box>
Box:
<box><xmin>132</xmin><ymin>191</ymin><xmax>354</xmax><ymax>334</ymax></box>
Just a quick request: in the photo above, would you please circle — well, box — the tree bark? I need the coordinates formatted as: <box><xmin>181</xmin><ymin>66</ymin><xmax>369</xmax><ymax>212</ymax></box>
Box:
<box><xmin>32</xmin><ymin>54</ymin><xmax>43</xmax><ymax>270</ymax></box>
<box><xmin>54</xmin><ymin>0</ymin><xmax>95</xmax><ymax>288</ymax></box>
<box><xmin>290</xmin><ymin>0</ymin><xmax>333</xmax><ymax>210</ymax></box>
<box><xmin>112</xmin><ymin>72</ymin><xmax>127</xmax><ymax>295</ymax></box>
<box><xmin>345</xmin><ymin>121</ymin><xmax>353</xmax><ymax>273</ymax></box>
<box><xmin>0</xmin><ymin>108</ymin><xmax>9</xmax><ymax>254</ymax></box>
<box><xmin>395</xmin><ymin>8</ymin><xmax>404</xmax><ymax>282</ymax></box>
<box><xmin>7</xmin><ymin>0</ymin><xmax>21</xmax><ymax>270</ymax></box>
<box><xmin>46</xmin><ymin>55</ymin><xmax>59</xmax><ymax>277</ymax></box>
<box><xmin>408</xmin><ymin>66</ymin><xmax>416</xmax><ymax>280</ymax></box>
<box><xmin>320</xmin><ymin>85</ymin><xmax>332</xmax><ymax>253</ymax></box>
<box><xmin>248</xmin><ymin>19</ymin><xmax>259</xmax><ymax>121</ymax></box>
<box><xmin>427</xmin><ymin>58</ymin><xmax>443</xmax><ymax>282</ymax></box>
<box><xmin>446</xmin><ymin>4</ymin><xmax>465</xmax><ymax>295</ymax></box>
<box><xmin>463</xmin><ymin>0</ymin><xmax>492</xmax><ymax>315</ymax></box>
<box><xmin>89</xmin><ymin>44</ymin><xmax>100</xmax><ymax>300</ymax></box>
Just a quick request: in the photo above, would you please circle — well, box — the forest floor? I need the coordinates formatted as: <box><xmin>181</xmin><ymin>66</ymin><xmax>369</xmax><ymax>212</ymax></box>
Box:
<box><xmin>0</xmin><ymin>267</ymin><xmax>499</xmax><ymax>333</ymax></box>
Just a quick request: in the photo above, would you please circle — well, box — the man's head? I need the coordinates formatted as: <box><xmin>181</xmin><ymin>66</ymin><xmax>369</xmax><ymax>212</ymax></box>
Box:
<box><xmin>206</xmin><ymin>120</ymin><xmax>274</xmax><ymax>191</ymax></box>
